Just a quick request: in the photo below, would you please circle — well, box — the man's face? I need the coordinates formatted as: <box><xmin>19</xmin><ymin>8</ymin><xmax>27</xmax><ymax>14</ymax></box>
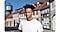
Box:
<box><xmin>25</xmin><ymin>8</ymin><xmax>33</xmax><ymax>19</ymax></box>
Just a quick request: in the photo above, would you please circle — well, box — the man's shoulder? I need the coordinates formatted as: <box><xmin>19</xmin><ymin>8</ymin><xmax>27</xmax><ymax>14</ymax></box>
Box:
<box><xmin>33</xmin><ymin>19</ymin><xmax>38</xmax><ymax>21</ymax></box>
<box><xmin>33</xmin><ymin>19</ymin><xmax>42</xmax><ymax>26</ymax></box>
<box><xmin>33</xmin><ymin>19</ymin><xmax>40</xmax><ymax>23</ymax></box>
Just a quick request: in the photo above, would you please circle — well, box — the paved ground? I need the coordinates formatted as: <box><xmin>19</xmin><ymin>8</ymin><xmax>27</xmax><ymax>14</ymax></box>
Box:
<box><xmin>43</xmin><ymin>29</ymin><xmax>55</xmax><ymax>32</ymax></box>
<box><xmin>5</xmin><ymin>29</ymin><xmax>55</xmax><ymax>32</ymax></box>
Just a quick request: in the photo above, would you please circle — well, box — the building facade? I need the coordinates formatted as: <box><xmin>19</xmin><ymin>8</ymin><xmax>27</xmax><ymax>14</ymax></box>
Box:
<box><xmin>5</xmin><ymin>0</ymin><xmax>56</xmax><ymax>31</ymax></box>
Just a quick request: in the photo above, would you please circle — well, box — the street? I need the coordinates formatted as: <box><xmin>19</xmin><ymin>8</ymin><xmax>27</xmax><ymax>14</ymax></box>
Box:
<box><xmin>5</xmin><ymin>29</ymin><xmax>55</xmax><ymax>32</ymax></box>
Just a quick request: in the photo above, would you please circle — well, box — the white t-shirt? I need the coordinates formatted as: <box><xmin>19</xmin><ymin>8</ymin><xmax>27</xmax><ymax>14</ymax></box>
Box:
<box><xmin>18</xmin><ymin>19</ymin><xmax>43</xmax><ymax>32</ymax></box>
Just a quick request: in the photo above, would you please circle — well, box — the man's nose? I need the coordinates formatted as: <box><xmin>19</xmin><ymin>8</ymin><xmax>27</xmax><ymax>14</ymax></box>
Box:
<box><xmin>26</xmin><ymin>13</ymin><xmax>28</xmax><ymax>15</ymax></box>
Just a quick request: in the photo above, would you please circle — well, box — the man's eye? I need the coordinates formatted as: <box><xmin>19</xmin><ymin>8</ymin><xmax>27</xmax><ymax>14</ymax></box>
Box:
<box><xmin>25</xmin><ymin>12</ymin><xmax>30</xmax><ymax>13</ymax></box>
<box><xmin>28</xmin><ymin>12</ymin><xmax>30</xmax><ymax>13</ymax></box>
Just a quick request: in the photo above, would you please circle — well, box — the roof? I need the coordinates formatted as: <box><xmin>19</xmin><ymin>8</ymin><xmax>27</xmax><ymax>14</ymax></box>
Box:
<box><xmin>15</xmin><ymin>1</ymin><xmax>47</xmax><ymax>13</ymax></box>
<box><xmin>5</xmin><ymin>13</ymin><xmax>13</xmax><ymax>19</ymax></box>
<box><xmin>40</xmin><ymin>5</ymin><xmax>49</xmax><ymax>11</ymax></box>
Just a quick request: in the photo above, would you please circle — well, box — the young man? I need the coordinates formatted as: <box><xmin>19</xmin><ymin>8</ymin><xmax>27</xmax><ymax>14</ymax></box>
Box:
<box><xmin>18</xmin><ymin>4</ymin><xmax>43</xmax><ymax>32</ymax></box>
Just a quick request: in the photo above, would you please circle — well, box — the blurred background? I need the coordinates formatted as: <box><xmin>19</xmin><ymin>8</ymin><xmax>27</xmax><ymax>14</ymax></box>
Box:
<box><xmin>5</xmin><ymin>0</ymin><xmax>55</xmax><ymax>32</ymax></box>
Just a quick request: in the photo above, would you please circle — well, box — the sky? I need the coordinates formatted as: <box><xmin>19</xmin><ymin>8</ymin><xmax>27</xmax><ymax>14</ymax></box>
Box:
<box><xmin>5</xmin><ymin>0</ymin><xmax>40</xmax><ymax>11</ymax></box>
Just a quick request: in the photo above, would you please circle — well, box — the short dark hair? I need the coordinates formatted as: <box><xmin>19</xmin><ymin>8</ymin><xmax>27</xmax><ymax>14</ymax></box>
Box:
<box><xmin>23</xmin><ymin>4</ymin><xmax>35</xmax><ymax>11</ymax></box>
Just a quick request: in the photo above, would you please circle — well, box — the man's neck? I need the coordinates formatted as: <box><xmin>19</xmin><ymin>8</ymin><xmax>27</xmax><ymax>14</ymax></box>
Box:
<box><xmin>27</xmin><ymin>18</ymin><xmax>33</xmax><ymax>21</ymax></box>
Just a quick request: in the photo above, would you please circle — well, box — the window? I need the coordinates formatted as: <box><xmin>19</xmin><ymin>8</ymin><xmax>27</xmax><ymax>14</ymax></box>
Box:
<box><xmin>36</xmin><ymin>11</ymin><xmax>38</xmax><ymax>15</ymax></box>
<box><xmin>33</xmin><ymin>11</ymin><xmax>35</xmax><ymax>15</ymax></box>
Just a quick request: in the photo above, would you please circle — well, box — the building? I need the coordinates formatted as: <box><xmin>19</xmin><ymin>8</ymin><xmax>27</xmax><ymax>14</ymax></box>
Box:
<box><xmin>5</xmin><ymin>3</ymin><xmax>14</xmax><ymax>27</ymax></box>
<box><xmin>5</xmin><ymin>0</ymin><xmax>56</xmax><ymax>31</ymax></box>
<box><xmin>49</xmin><ymin>0</ymin><xmax>56</xmax><ymax>30</ymax></box>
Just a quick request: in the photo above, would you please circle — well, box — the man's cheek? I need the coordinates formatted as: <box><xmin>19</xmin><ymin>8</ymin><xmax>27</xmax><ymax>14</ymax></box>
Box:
<box><xmin>27</xmin><ymin>14</ymin><xmax>31</xmax><ymax>17</ymax></box>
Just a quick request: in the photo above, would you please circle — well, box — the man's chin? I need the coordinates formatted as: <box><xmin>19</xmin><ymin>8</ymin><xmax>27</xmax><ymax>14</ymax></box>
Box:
<box><xmin>26</xmin><ymin>17</ymin><xmax>29</xmax><ymax>19</ymax></box>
